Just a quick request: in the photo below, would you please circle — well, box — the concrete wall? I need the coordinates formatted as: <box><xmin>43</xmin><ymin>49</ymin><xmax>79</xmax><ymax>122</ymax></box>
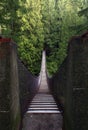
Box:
<box><xmin>10</xmin><ymin>43</ymin><xmax>21</xmax><ymax>130</ymax></box>
<box><xmin>66</xmin><ymin>36</ymin><xmax>88</xmax><ymax>130</ymax></box>
<box><xmin>0</xmin><ymin>42</ymin><xmax>20</xmax><ymax>130</ymax></box>
<box><xmin>48</xmin><ymin>34</ymin><xmax>88</xmax><ymax>130</ymax></box>
<box><xmin>0</xmin><ymin>42</ymin><xmax>10</xmax><ymax>130</ymax></box>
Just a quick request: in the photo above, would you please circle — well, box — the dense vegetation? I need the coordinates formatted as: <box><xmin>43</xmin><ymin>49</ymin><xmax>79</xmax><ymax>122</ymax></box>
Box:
<box><xmin>0</xmin><ymin>0</ymin><xmax>88</xmax><ymax>76</ymax></box>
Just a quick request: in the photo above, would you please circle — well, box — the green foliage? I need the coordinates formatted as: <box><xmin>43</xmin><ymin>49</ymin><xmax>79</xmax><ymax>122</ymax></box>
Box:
<box><xmin>0</xmin><ymin>0</ymin><xmax>88</xmax><ymax>75</ymax></box>
<box><xmin>17</xmin><ymin>0</ymin><xmax>44</xmax><ymax>75</ymax></box>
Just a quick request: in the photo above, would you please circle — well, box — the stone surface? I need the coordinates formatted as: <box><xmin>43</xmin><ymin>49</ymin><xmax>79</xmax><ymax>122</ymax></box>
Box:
<box><xmin>23</xmin><ymin>113</ymin><xmax>63</xmax><ymax>130</ymax></box>
<box><xmin>0</xmin><ymin>42</ymin><xmax>20</xmax><ymax>130</ymax></box>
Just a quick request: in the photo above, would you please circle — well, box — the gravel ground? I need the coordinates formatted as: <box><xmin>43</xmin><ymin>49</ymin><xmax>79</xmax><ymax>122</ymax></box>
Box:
<box><xmin>22</xmin><ymin>113</ymin><xmax>63</xmax><ymax>130</ymax></box>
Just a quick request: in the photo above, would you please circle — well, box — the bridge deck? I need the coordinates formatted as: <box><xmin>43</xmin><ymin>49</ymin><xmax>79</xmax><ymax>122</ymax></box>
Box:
<box><xmin>22</xmin><ymin>51</ymin><xmax>63</xmax><ymax>130</ymax></box>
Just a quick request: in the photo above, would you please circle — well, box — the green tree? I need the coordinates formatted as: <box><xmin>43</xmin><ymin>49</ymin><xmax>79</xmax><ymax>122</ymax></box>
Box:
<box><xmin>0</xmin><ymin>0</ymin><xmax>87</xmax><ymax>76</ymax></box>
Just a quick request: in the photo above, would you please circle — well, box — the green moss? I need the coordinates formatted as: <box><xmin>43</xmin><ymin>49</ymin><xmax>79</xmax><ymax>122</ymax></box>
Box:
<box><xmin>11</xmin><ymin>111</ymin><xmax>21</xmax><ymax>130</ymax></box>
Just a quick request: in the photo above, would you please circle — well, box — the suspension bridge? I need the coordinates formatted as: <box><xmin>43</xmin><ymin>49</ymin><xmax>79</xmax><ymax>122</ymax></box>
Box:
<box><xmin>22</xmin><ymin>51</ymin><xmax>63</xmax><ymax>130</ymax></box>
<box><xmin>0</xmin><ymin>32</ymin><xmax>88</xmax><ymax>130</ymax></box>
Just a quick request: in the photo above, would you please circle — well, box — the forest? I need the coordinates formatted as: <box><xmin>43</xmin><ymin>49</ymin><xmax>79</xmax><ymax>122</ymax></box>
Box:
<box><xmin>0</xmin><ymin>0</ymin><xmax>88</xmax><ymax>76</ymax></box>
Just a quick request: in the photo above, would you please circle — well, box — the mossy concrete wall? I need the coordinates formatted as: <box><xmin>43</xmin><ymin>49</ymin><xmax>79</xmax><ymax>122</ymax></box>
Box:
<box><xmin>65</xmin><ymin>36</ymin><xmax>88</xmax><ymax>130</ymax></box>
<box><xmin>0</xmin><ymin>42</ymin><xmax>20</xmax><ymax>130</ymax></box>
<box><xmin>49</xmin><ymin>35</ymin><xmax>88</xmax><ymax>130</ymax></box>
<box><xmin>0</xmin><ymin>42</ymin><xmax>11</xmax><ymax>130</ymax></box>
<box><xmin>10</xmin><ymin>43</ymin><xmax>21</xmax><ymax>130</ymax></box>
